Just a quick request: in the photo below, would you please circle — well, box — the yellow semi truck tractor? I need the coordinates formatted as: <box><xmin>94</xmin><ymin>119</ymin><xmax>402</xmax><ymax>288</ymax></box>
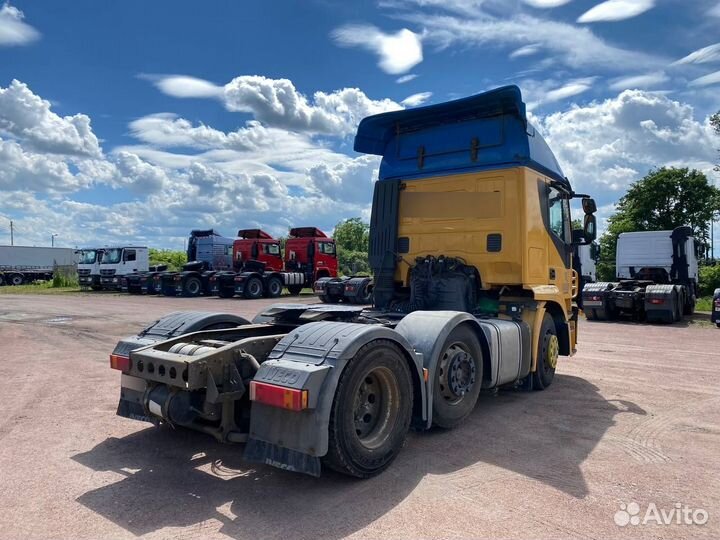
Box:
<box><xmin>110</xmin><ymin>86</ymin><xmax>597</xmax><ymax>478</ymax></box>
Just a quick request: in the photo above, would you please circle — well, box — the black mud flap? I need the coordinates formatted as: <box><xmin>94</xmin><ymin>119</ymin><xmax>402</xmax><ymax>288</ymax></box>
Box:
<box><xmin>244</xmin><ymin>438</ymin><xmax>321</xmax><ymax>477</ymax></box>
<box><xmin>116</xmin><ymin>397</ymin><xmax>157</xmax><ymax>425</ymax></box>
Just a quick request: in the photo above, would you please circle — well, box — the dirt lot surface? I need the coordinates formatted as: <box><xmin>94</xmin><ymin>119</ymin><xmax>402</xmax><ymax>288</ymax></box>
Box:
<box><xmin>0</xmin><ymin>292</ymin><xmax>718</xmax><ymax>539</ymax></box>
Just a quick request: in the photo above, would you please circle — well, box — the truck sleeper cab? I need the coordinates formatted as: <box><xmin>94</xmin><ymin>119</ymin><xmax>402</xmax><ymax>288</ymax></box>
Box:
<box><xmin>210</xmin><ymin>229</ymin><xmax>284</xmax><ymax>298</ymax></box>
<box><xmin>112</xmin><ymin>86</ymin><xmax>596</xmax><ymax>479</ymax></box>
<box><xmin>231</xmin><ymin>227</ymin><xmax>338</xmax><ymax>299</ymax></box>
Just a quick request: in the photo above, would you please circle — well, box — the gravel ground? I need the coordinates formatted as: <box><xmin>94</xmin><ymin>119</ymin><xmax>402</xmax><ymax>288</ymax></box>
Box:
<box><xmin>0</xmin><ymin>292</ymin><xmax>718</xmax><ymax>539</ymax></box>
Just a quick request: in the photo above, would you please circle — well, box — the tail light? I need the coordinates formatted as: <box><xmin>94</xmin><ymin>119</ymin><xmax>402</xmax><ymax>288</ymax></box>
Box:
<box><xmin>591</xmin><ymin>295</ymin><xmax>600</xmax><ymax>301</ymax></box>
<box><xmin>110</xmin><ymin>354</ymin><xmax>131</xmax><ymax>371</ymax></box>
<box><xmin>649</xmin><ymin>298</ymin><xmax>665</xmax><ymax>305</ymax></box>
<box><xmin>714</xmin><ymin>298</ymin><xmax>720</xmax><ymax>309</ymax></box>
<box><xmin>249</xmin><ymin>381</ymin><xmax>308</xmax><ymax>411</ymax></box>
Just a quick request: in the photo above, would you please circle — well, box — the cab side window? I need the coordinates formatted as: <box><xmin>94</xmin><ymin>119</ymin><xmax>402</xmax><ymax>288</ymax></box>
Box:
<box><xmin>319</xmin><ymin>242</ymin><xmax>336</xmax><ymax>256</ymax></box>
<box><xmin>548</xmin><ymin>187</ymin><xmax>570</xmax><ymax>243</ymax></box>
<box><xmin>264</xmin><ymin>244</ymin><xmax>280</xmax><ymax>256</ymax></box>
<box><xmin>123</xmin><ymin>249</ymin><xmax>136</xmax><ymax>262</ymax></box>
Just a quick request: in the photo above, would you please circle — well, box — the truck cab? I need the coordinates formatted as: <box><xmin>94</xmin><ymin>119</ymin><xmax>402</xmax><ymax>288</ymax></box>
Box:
<box><xmin>77</xmin><ymin>248</ymin><xmax>105</xmax><ymax>290</ymax></box>
<box><xmin>285</xmin><ymin>227</ymin><xmax>338</xmax><ymax>282</ymax></box>
<box><xmin>233</xmin><ymin>229</ymin><xmax>283</xmax><ymax>271</ymax></box>
<box><xmin>99</xmin><ymin>247</ymin><xmax>149</xmax><ymax>290</ymax></box>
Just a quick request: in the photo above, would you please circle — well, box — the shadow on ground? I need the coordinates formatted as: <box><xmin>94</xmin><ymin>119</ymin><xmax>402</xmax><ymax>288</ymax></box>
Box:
<box><xmin>73</xmin><ymin>375</ymin><xmax>645</xmax><ymax>539</ymax></box>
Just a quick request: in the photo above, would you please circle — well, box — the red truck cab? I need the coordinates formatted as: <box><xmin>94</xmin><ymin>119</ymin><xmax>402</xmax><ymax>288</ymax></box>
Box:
<box><xmin>285</xmin><ymin>227</ymin><xmax>338</xmax><ymax>281</ymax></box>
<box><xmin>234</xmin><ymin>229</ymin><xmax>283</xmax><ymax>271</ymax></box>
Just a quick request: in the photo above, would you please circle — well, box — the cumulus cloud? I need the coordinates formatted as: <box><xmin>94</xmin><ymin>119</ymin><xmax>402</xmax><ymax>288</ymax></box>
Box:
<box><xmin>673</xmin><ymin>43</ymin><xmax>720</xmax><ymax>65</ymax></box>
<box><xmin>0</xmin><ymin>80</ymin><xmax>102</xmax><ymax>158</ymax></box>
<box><xmin>332</xmin><ymin>25</ymin><xmax>423</xmax><ymax>74</ymax></box>
<box><xmin>306</xmin><ymin>155</ymin><xmax>380</xmax><ymax>203</ymax></box>
<box><xmin>0</xmin><ymin>2</ymin><xmax>39</xmax><ymax>46</ymax></box>
<box><xmin>577</xmin><ymin>0</ymin><xmax>655</xmax><ymax>23</ymax></box>
<box><xmin>150</xmin><ymin>74</ymin><xmax>402</xmax><ymax>136</ymax></box>
<box><xmin>609</xmin><ymin>71</ymin><xmax>669</xmax><ymax>91</ymax></box>
<box><xmin>689</xmin><ymin>70</ymin><xmax>720</xmax><ymax>87</ymax></box>
<box><xmin>401</xmin><ymin>91</ymin><xmax>433</xmax><ymax>106</ymax></box>
<box><xmin>535</xmin><ymin>90</ymin><xmax>719</xmax><ymax>196</ymax></box>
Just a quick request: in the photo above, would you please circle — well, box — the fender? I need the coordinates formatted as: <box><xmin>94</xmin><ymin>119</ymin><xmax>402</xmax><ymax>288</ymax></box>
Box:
<box><xmin>244</xmin><ymin>321</ymin><xmax>425</xmax><ymax>473</ymax></box>
<box><xmin>112</xmin><ymin>311</ymin><xmax>251</xmax><ymax>357</ymax></box>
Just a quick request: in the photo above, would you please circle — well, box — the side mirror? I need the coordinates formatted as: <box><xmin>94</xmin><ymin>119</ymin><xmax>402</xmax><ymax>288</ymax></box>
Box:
<box><xmin>582</xmin><ymin>197</ymin><xmax>597</xmax><ymax>215</ymax></box>
<box><xmin>583</xmin><ymin>214</ymin><xmax>597</xmax><ymax>243</ymax></box>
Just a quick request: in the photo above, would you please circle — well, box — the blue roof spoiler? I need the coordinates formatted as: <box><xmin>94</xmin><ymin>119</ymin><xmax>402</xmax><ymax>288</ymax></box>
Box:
<box><xmin>354</xmin><ymin>85</ymin><xmax>525</xmax><ymax>155</ymax></box>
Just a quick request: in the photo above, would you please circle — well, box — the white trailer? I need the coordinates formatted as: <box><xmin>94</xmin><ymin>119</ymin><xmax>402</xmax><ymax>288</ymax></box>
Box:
<box><xmin>0</xmin><ymin>245</ymin><xmax>78</xmax><ymax>286</ymax></box>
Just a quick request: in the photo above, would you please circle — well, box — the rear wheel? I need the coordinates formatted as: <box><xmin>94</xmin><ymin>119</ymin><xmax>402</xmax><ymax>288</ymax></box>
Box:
<box><xmin>684</xmin><ymin>294</ymin><xmax>695</xmax><ymax>316</ymax></box>
<box><xmin>243</xmin><ymin>277</ymin><xmax>263</xmax><ymax>299</ymax></box>
<box><xmin>354</xmin><ymin>282</ymin><xmax>374</xmax><ymax>304</ymax></box>
<box><xmin>10</xmin><ymin>273</ymin><xmax>23</xmax><ymax>286</ymax></box>
<box><xmin>324</xmin><ymin>340</ymin><xmax>413</xmax><ymax>478</ymax></box>
<box><xmin>431</xmin><ymin>325</ymin><xmax>483</xmax><ymax>428</ymax></box>
<box><xmin>0</xmin><ymin>274</ymin><xmax>4</xmax><ymax>286</ymax></box>
<box><xmin>265</xmin><ymin>276</ymin><xmax>282</xmax><ymax>298</ymax></box>
<box><xmin>287</xmin><ymin>284</ymin><xmax>303</xmax><ymax>296</ymax></box>
<box><xmin>532</xmin><ymin>313</ymin><xmax>557</xmax><ymax>390</ymax></box>
<box><xmin>183</xmin><ymin>276</ymin><xmax>202</xmax><ymax>297</ymax></box>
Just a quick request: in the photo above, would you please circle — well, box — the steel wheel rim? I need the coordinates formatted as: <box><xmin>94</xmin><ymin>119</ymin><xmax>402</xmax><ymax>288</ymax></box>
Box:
<box><xmin>188</xmin><ymin>280</ymin><xmax>199</xmax><ymax>294</ymax></box>
<box><xmin>249</xmin><ymin>281</ymin><xmax>261</xmax><ymax>296</ymax></box>
<box><xmin>270</xmin><ymin>280</ymin><xmax>281</xmax><ymax>295</ymax></box>
<box><xmin>438</xmin><ymin>342</ymin><xmax>476</xmax><ymax>405</ymax></box>
<box><xmin>352</xmin><ymin>366</ymin><xmax>399</xmax><ymax>449</ymax></box>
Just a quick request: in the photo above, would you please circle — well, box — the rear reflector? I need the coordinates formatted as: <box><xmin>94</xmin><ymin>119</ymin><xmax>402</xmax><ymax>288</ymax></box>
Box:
<box><xmin>249</xmin><ymin>381</ymin><xmax>308</xmax><ymax>411</ymax></box>
<box><xmin>649</xmin><ymin>298</ymin><xmax>665</xmax><ymax>305</ymax></box>
<box><xmin>110</xmin><ymin>354</ymin><xmax>131</xmax><ymax>371</ymax></box>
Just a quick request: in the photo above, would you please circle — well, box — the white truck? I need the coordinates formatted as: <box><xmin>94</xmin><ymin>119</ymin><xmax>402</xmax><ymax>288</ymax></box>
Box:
<box><xmin>578</xmin><ymin>243</ymin><xmax>598</xmax><ymax>283</ymax></box>
<box><xmin>0</xmin><ymin>245</ymin><xmax>77</xmax><ymax>286</ymax></box>
<box><xmin>97</xmin><ymin>246</ymin><xmax>150</xmax><ymax>290</ymax></box>
<box><xmin>583</xmin><ymin>227</ymin><xmax>698</xmax><ymax>323</ymax></box>
<box><xmin>77</xmin><ymin>248</ymin><xmax>106</xmax><ymax>290</ymax></box>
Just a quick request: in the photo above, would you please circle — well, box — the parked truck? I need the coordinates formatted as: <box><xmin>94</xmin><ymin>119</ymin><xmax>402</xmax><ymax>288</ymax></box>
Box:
<box><xmin>582</xmin><ymin>227</ymin><xmax>697</xmax><ymax>322</ymax></box>
<box><xmin>225</xmin><ymin>227</ymin><xmax>338</xmax><ymax>299</ymax></box>
<box><xmin>110</xmin><ymin>86</ymin><xmax>597</xmax><ymax>478</ymax></box>
<box><xmin>77</xmin><ymin>248</ymin><xmax>106</xmax><ymax>290</ymax></box>
<box><xmin>98</xmin><ymin>246</ymin><xmax>150</xmax><ymax>290</ymax></box>
<box><xmin>0</xmin><ymin>245</ymin><xmax>77</xmax><ymax>286</ymax></box>
<box><xmin>121</xmin><ymin>265</ymin><xmax>168</xmax><ymax>294</ymax></box>
<box><xmin>156</xmin><ymin>230</ymin><xmax>234</xmax><ymax>297</ymax></box>
<box><xmin>210</xmin><ymin>229</ymin><xmax>284</xmax><ymax>298</ymax></box>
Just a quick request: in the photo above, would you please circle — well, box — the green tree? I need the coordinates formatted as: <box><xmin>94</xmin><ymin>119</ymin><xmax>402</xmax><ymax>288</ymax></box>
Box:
<box><xmin>333</xmin><ymin>218</ymin><xmax>370</xmax><ymax>276</ymax></box>
<box><xmin>149</xmin><ymin>248</ymin><xmax>187</xmax><ymax>271</ymax></box>
<box><xmin>596</xmin><ymin>167</ymin><xmax>720</xmax><ymax>281</ymax></box>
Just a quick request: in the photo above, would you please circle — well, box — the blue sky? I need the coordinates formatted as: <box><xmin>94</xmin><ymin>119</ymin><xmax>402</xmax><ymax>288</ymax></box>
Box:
<box><xmin>0</xmin><ymin>0</ymin><xmax>719</xmax><ymax>250</ymax></box>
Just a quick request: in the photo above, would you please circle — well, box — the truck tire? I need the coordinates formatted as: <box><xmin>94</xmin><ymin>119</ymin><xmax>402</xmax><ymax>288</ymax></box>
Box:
<box><xmin>243</xmin><ymin>276</ymin><xmax>263</xmax><ymax>299</ymax></box>
<box><xmin>287</xmin><ymin>284</ymin><xmax>303</xmax><ymax>296</ymax></box>
<box><xmin>354</xmin><ymin>282</ymin><xmax>374</xmax><ymax>305</ymax></box>
<box><xmin>91</xmin><ymin>284</ymin><xmax>102</xmax><ymax>291</ymax></box>
<box><xmin>431</xmin><ymin>325</ymin><xmax>483</xmax><ymax>428</ymax></box>
<box><xmin>10</xmin><ymin>273</ymin><xmax>23</xmax><ymax>286</ymax></box>
<box><xmin>684</xmin><ymin>294</ymin><xmax>696</xmax><ymax>316</ymax></box>
<box><xmin>673</xmin><ymin>289</ymin><xmax>682</xmax><ymax>322</ymax></box>
<box><xmin>265</xmin><ymin>276</ymin><xmax>282</xmax><ymax>298</ymax></box>
<box><xmin>532</xmin><ymin>314</ymin><xmax>557</xmax><ymax>391</ymax></box>
<box><xmin>0</xmin><ymin>274</ymin><xmax>4</xmax><ymax>286</ymax></box>
<box><xmin>323</xmin><ymin>340</ymin><xmax>413</xmax><ymax>478</ymax></box>
<box><xmin>183</xmin><ymin>276</ymin><xmax>202</xmax><ymax>297</ymax></box>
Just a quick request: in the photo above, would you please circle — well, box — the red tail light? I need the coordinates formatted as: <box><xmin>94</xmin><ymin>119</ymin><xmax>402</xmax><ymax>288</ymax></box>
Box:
<box><xmin>110</xmin><ymin>354</ymin><xmax>131</xmax><ymax>371</ymax></box>
<box><xmin>649</xmin><ymin>298</ymin><xmax>665</xmax><ymax>305</ymax></box>
<box><xmin>249</xmin><ymin>381</ymin><xmax>308</xmax><ymax>411</ymax></box>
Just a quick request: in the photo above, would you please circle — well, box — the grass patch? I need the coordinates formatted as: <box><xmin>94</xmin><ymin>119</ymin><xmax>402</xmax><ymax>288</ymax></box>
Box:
<box><xmin>0</xmin><ymin>281</ymin><xmax>82</xmax><ymax>295</ymax></box>
<box><xmin>696</xmin><ymin>296</ymin><xmax>713</xmax><ymax>312</ymax></box>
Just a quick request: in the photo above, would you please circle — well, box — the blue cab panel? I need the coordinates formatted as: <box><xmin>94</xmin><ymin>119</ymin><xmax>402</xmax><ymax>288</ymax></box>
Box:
<box><xmin>354</xmin><ymin>85</ymin><xmax>567</xmax><ymax>186</ymax></box>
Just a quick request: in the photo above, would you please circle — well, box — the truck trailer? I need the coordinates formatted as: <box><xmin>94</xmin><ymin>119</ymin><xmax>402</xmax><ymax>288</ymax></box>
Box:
<box><xmin>582</xmin><ymin>227</ymin><xmax>698</xmax><ymax>322</ymax></box>
<box><xmin>0</xmin><ymin>245</ymin><xmax>77</xmax><ymax>286</ymax></box>
<box><xmin>110</xmin><ymin>86</ymin><xmax>597</xmax><ymax>478</ymax></box>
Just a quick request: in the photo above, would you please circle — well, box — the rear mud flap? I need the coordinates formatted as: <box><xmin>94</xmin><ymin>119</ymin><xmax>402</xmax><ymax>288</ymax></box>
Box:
<box><xmin>116</xmin><ymin>397</ymin><xmax>157</xmax><ymax>425</ymax></box>
<box><xmin>244</xmin><ymin>438</ymin><xmax>321</xmax><ymax>477</ymax></box>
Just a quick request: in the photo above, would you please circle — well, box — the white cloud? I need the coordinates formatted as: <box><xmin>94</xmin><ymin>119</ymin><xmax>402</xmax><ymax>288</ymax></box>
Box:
<box><xmin>0</xmin><ymin>80</ymin><xmax>102</xmax><ymax>158</ymax></box>
<box><xmin>673</xmin><ymin>43</ymin><xmax>720</xmax><ymax>65</ymax></box>
<box><xmin>331</xmin><ymin>25</ymin><xmax>423</xmax><ymax>74</ymax></box>
<box><xmin>306</xmin><ymin>155</ymin><xmax>380</xmax><ymax>203</ymax></box>
<box><xmin>577</xmin><ymin>0</ymin><xmax>655</xmax><ymax>23</ymax></box>
<box><xmin>396</xmin><ymin>74</ymin><xmax>418</xmax><ymax>83</ymax></box>
<box><xmin>149</xmin><ymin>75</ymin><xmax>402</xmax><ymax>136</ymax></box>
<box><xmin>399</xmin><ymin>11</ymin><xmax>663</xmax><ymax>71</ymax></box>
<box><xmin>609</xmin><ymin>71</ymin><xmax>669</xmax><ymax>91</ymax></box>
<box><xmin>524</xmin><ymin>78</ymin><xmax>596</xmax><ymax>109</ymax></box>
<box><xmin>522</xmin><ymin>0</ymin><xmax>573</xmax><ymax>7</ymax></box>
<box><xmin>401</xmin><ymin>91</ymin><xmax>433</xmax><ymax>106</ymax></box>
<box><xmin>510</xmin><ymin>44</ymin><xmax>541</xmax><ymax>58</ymax></box>
<box><xmin>690</xmin><ymin>70</ymin><xmax>720</xmax><ymax>87</ymax></box>
<box><xmin>147</xmin><ymin>75</ymin><xmax>223</xmax><ymax>99</ymax></box>
<box><xmin>710</xmin><ymin>2</ymin><xmax>720</xmax><ymax>17</ymax></box>
<box><xmin>0</xmin><ymin>2</ymin><xmax>39</xmax><ymax>46</ymax></box>
<box><xmin>535</xmin><ymin>90</ymin><xmax>719</xmax><ymax>197</ymax></box>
